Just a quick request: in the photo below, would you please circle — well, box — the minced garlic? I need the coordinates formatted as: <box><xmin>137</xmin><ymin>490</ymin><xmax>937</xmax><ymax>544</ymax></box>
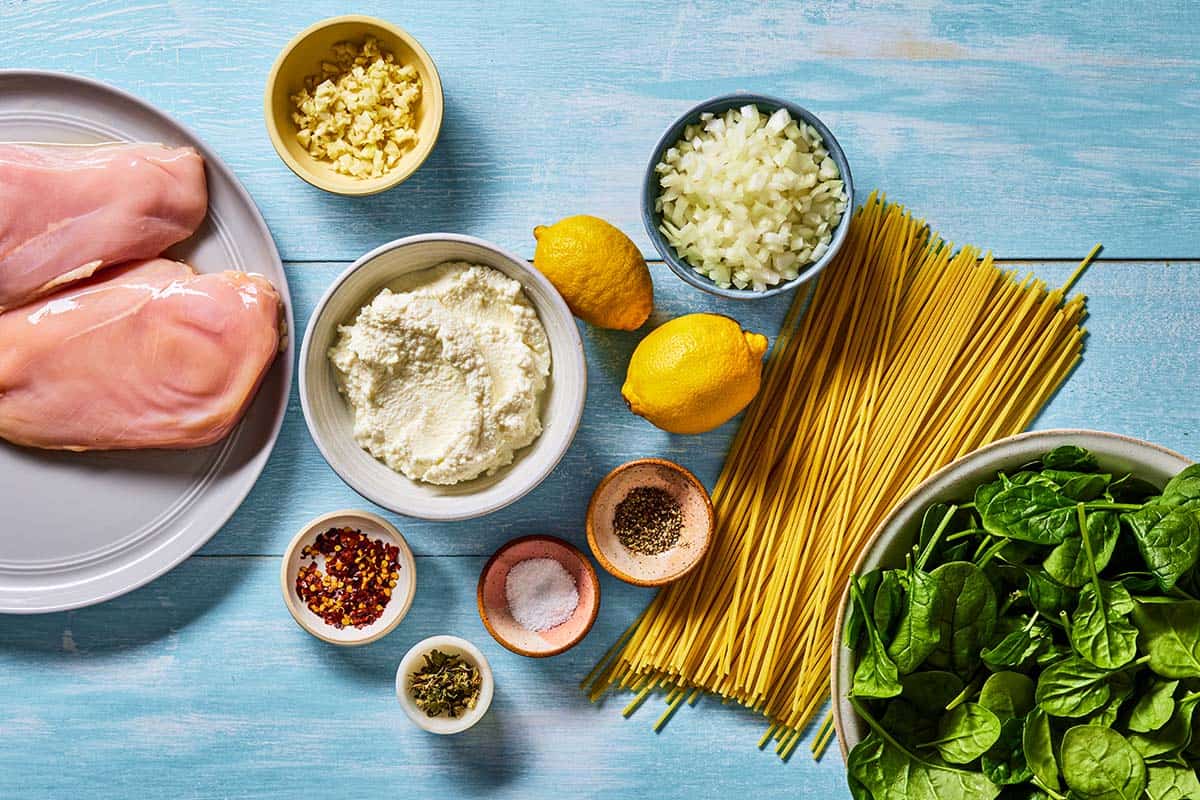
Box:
<box><xmin>290</xmin><ymin>37</ymin><xmax>422</xmax><ymax>179</ymax></box>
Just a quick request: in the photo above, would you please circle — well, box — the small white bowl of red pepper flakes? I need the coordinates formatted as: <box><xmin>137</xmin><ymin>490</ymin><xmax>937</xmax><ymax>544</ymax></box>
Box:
<box><xmin>280</xmin><ymin>509</ymin><xmax>417</xmax><ymax>645</ymax></box>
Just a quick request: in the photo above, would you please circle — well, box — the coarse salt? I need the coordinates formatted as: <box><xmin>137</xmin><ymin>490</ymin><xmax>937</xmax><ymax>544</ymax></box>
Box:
<box><xmin>504</xmin><ymin>557</ymin><xmax>579</xmax><ymax>632</ymax></box>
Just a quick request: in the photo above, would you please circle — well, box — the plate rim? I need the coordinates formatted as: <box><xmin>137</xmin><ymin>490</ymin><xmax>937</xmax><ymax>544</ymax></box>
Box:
<box><xmin>0</xmin><ymin>69</ymin><xmax>295</xmax><ymax>614</ymax></box>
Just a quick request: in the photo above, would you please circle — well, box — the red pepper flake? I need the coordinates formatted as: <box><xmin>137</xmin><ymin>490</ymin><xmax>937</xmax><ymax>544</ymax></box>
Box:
<box><xmin>295</xmin><ymin>527</ymin><xmax>401</xmax><ymax>629</ymax></box>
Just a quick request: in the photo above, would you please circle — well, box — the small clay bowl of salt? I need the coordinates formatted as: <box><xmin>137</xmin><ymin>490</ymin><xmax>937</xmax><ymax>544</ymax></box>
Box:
<box><xmin>586</xmin><ymin>458</ymin><xmax>714</xmax><ymax>587</ymax></box>
<box><xmin>476</xmin><ymin>535</ymin><xmax>600</xmax><ymax>658</ymax></box>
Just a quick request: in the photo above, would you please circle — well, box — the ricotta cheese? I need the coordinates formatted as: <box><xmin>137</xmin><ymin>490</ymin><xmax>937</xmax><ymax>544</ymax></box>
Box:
<box><xmin>329</xmin><ymin>262</ymin><xmax>551</xmax><ymax>485</ymax></box>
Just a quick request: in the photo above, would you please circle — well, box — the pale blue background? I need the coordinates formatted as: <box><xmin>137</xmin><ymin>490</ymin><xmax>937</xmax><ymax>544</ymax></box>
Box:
<box><xmin>1</xmin><ymin>1</ymin><xmax>1199</xmax><ymax>798</ymax></box>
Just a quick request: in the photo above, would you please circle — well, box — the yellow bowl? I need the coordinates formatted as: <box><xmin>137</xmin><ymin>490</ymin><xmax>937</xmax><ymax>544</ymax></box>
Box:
<box><xmin>264</xmin><ymin>15</ymin><xmax>444</xmax><ymax>196</ymax></box>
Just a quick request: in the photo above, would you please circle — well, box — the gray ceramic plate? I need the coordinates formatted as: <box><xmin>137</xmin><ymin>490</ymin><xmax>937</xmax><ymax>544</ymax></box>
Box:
<box><xmin>0</xmin><ymin>71</ymin><xmax>294</xmax><ymax>613</ymax></box>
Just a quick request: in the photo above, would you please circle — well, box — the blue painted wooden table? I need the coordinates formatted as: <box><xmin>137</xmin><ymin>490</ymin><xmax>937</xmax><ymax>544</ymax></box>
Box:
<box><xmin>2</xmin><ymin>2</ymin><xmax>1199</xmax><ymax>797</ymax></box>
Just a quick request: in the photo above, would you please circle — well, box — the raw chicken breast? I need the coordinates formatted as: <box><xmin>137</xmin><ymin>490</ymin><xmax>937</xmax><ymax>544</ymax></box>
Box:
<box><xmin>0</xmin><ymin>143</ymin><xmax>208</xmax><ymax>311</ymax></box>
<box><xmin>0</xmin><ymin>258</ymin><xmax>282</xmax><ymax>451</ymax></box>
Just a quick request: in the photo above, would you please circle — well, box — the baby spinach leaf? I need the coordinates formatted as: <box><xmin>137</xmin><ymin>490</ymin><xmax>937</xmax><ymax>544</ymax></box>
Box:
<box><xmin>976</xmin><ymin>480</ymin><xmax>1007</xmax><ymax>517</ymax></box>
<box><xmin>981</xmin><ymin>715</ymin><xmax>1033</xmax><ymax>786</ymax></box>
<box><xmin>851</xmin><ymin>578</ymin><xmax>903</xmax><ymax>699</ymax></box>
<box><xmin>882</xmin><ymin>697</ymin><xmax>937</xmax><ymax>745</ymax></box>
<box><xmin>993</xmin><ymin>539</ymin><xmax>1045</xmax><ymax>566</ymax></box>
<box><xmin>1060</xmin><ymin>725</ymin><xmax>1147</xmax><ymax>800</ymax></box>
<box><xmin>1145</xmin><ymin>763</ymin><xmax>1200</xmax><ymax>800</ymax></box>
<box><xmin>1035</xmin><ymin>642</ymin><xmax>1072</xmax><ymax>669</ymax></box>
<box><xmin>1087</xmin><ymin>669</ymin><xmax>1135</xmax><ymax>728</ymax></box>
<box><xmin>847</xmin><ymin>731</ymin><xmax>1001</xmax><ymax>800</ymax></box>
<box><xmin>982</xmin><ymin>485</ymin><xmax>1077</xmax><ymax>545</ymax></box>
<box><xmin>928</xmin><ymin>561</ymin><xmax>998</xmax><ymax>677</ymax></box>
<box><xmin>1129</xmin><ymin>679</ymin><xmax>1179</xmax><ymax>733</ymax></box>
<box><xmin>1042</xmin><ymin>445</ymin><xmax>1099</xmax><ymax>471</ymax></box>
<box><xmin>1043</xmin><ymin>511</ymin><xmax>1119</xmax><ymax>588</ymax></box>
<box><xmin>927</xmin><ymin>702</ymin><xmax>1003</xmax><ymax>764</ymax></box>
<box><xmin>1124</xmin><ymin>502</ymin><xmax>1200</xmax><ymax>592</ymax></box>
<box><xmin>1042</xmin><ymin>469</ymin><xmax>1111</xmax><ymax>502</ymax></box>
<box><xmin>886</xmin><ymin>567</ymin><xmax>944</xmax><ymax>675</ymax></box>
<box><xmin>1132</xmin><ymin>599</ymin><xmax>1200</xmax><ymax>679</ymax></box>
<box><xmin>1035</xmin><ymin>657</ymin><xmax>1115</xmax><ymax>718</ymax></box>
<box><xmin>1107</xmin><ymin>473</ymin><xmax>1161</xmax><ymax>505</ymax></box>
<box><xmin>1117</xmin><ymin>571</ymin><xmax>1161</xmax><ymax>594</ymax></box>
<box><xmin>1129</xmin><ymin>693</ymin><xmax>1200</xmax><ymax>763</ymax></box>
<box><xmin>1162</xmin><ymin>464</ymin><xmax>1200</xmax><ymax>503</ymax></box>
<box><xmin>980</xmin><ymin>672</ymin><xmax>1036</xmax><ymax>721</ymax></box>
<box><xmin>900</xmin><ymin>670</ymin><xmax>964</xmax><ymax>715</ymax></box>
<box><xmin>844</xmin><ymin>570</ymin><xmax>884</xmax><ymax>649</ymax></box>
<box><xmin>873</xmin><ymin>569</ymin><xmax>906</xmax><ymax>642</ymax></box>
<box><xmin>1069</xmin><ymin>582</ymin><xmax>1139</xmax><ymax>669</ymax></box>
<box><xmin>1068</xmin><ymin>505</ymin><xmax>1139</xmax><ymax>670</ymax></box>
<box><xmin>1025</xmin><ymin>569</ymin><xmax>1072</xmax><ymax>620</ymax></box>
<box><xmin>1022</xmin><ymin>707</ymin><xmax>1060</xmax><ymax>792</ymax></box>
<box><xmin>982</xmin><ymin>616</ymin><xmax>1052</xmax><ymax>671</ymax></box>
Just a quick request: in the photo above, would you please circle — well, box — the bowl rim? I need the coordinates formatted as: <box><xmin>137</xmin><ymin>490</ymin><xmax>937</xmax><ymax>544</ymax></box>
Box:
<box><xmin>262</xmin><ymin>13</ymin><xmax>445</xmax><ymax>197</ymax></box>
<box><xmin>395</xmin><ymin>634</ymin><xmax>495</xmax><ymax>734</ymax></box>
<box><xmin>475</xmin><ymin>534</ymin><xmax>601</xmax><ymax>658</ymax></box>
<box><xmin>298</xmin><ymin>233</ymin><xmax>587</xmax><ymax>521</ymax></box>
<box><xmin>585</xmin><ymin>457</ymin><xmax>715</xmax><ymax>587</ymax></box>
<box><xmin>642</xmin><ymin>92</ymin><xmax>854</xmax><ymax>300</ymax></box>
<box><xmin>829</xmin><ymin>428</ymin><xmax>1194</xmax><ymax>759</ymax></box>
<box><xmin>279</xmin><ymin>509</ymin><xmax>418</xmax><ymax>646</ymax></box>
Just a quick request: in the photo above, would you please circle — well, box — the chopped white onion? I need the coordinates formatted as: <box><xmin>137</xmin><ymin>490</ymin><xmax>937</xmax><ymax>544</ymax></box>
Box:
<box><xmin>655</xmin><ymin>105</ymin><xmax>848</xmax><ymax>291</ymax></box>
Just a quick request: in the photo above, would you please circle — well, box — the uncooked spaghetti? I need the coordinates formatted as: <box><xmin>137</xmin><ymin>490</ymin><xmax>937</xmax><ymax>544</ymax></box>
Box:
<box><xmin>583</xmin><ymin>193</ymin><xmax>1097</xmax><ymax>760</ymax></box>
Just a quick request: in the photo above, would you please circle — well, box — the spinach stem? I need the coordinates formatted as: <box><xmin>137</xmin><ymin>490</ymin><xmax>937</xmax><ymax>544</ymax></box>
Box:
<box><xmin>971</xmin><ymin>532</ymin><xmax>992</xmax><ymax>562</ymax></box>
<box><xmin>944</xmin><ymin>528</ymin><xmax>985</xmax><ymax>542</ymax></box>
<box><xmin>1077</xmin><ymin>503</ymin><xmax>1105</xmax><ymax>601</ymax></box>
<box><xmin>848</xmin><ymin>696</ymin><xmax>912</xmax><ymax>756</ymax></box>
<box><xmin>998</xmin><ymin>591</ymin><xmax>1024</xmax><ymax>617</ymax></box>
<box><xmin>1032</xmin><ymin>775</ymin><xmax>1068</xmax><ymax>800</ymax></box>
<box><xmin>976</xmin><ymin>537</ymin><xmax>1009</xmax><ymax>569</ymax></box>
<box><xmin>944</xmin><ymin>676</ymin><xmax>981</xmax><ymax>712</ymax></box>
<box><xmin>1169</xmin><ymin>585</ymin><xmax>1200</xmax><ymax>602</ymax></box>
<box><xmin>916</xmin><ymin>504</ymin><xmax>958</xmax><ymax>571</ymax></box>
<box><xmin>1085</xmin><ymin>502</ymin><xmax>1141</xmax><ymax>512</ymax></box>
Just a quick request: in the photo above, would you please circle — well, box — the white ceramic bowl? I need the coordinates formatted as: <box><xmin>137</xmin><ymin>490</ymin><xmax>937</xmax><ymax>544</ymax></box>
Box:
<box><xmin>830</xmin><ymin>429</ymin><xmax>1193</xmax><ymax>757</ymax></box>
<box><xmin>396</xmin><ymin>634</ymin><xmax>494</xmax><ymax>734</ymax></box>
<box><xmin>281</xmin><ymin>509</ymin><xmax>417</xmax><ymax>646</ymax></box>
<box><xmin>299</xmin><ymin>234</ymin><xmax>587</xmax><ymax>521</ymax></box>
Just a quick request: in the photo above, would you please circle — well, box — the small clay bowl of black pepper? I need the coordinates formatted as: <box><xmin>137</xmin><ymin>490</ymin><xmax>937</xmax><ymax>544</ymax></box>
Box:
<box><xmin>280</xmin><ymin>509</ymin><xmax>417</xmax><ymax>646</ymax></box>
<box><xmin>586</xmin><ymin>458</ymin><xmax>714</xmax><ymax>586</ymax></box>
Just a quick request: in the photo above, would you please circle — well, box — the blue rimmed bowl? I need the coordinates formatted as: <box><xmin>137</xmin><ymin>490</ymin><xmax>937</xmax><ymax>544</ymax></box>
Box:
<box><xmin>642</xmin><ymin>93</ymin><xmax>854</xmax><ymax>300</ymax></box>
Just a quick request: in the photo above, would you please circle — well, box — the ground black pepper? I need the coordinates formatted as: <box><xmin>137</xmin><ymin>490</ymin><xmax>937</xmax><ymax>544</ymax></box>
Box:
<box><xmin>613</xmin><ymin>486</ymin><xmax>683</xmax><ymax>555</ymax></box>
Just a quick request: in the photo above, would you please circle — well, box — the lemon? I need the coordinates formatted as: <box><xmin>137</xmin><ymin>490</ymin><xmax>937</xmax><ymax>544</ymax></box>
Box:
<box><xmin>622</xmin><ymin>314</ymin><xmax>768</xmax><ymax>434</ymax></box>
<box><xmin>532</xmin><ymin>215</ymin><xmax>653</xmax><ymax>330</ymax></box>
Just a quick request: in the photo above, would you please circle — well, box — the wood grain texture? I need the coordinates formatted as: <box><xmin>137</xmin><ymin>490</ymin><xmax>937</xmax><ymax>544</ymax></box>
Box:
<box><xmin>2</xmin><ymin>1</ymin><xmax>1200</xmax><ymax>798</ymax></box>
<box><xmin>1</xmin><ymin>257</ymin><xmax>1196</xmax><ymax>799</ymax></box>
<box><xmin>2</xmin><ymin>0</ymin><xmax>1198</xmax><ymax>260</ymax></box>
<box><xmin>0</xmin><ymin>556</ymin><xmax>852</xmax><ymax>799</ymax></box>
<box><xmin>209</xmin><ymin>258</ymin><xmax>1200</xmax><ymax>562</ymax></box>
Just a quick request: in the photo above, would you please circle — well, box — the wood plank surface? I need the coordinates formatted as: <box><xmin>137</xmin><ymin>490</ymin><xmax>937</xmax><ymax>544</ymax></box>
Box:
<box><xmin>2</xmin><ymin>1</ymin><xmax>1198</xmax><ymax>260</ymax></box>
<box><xmin>2</xmin><ymin>1</ymin><xmax>1200</xmax><ymax>798</ymax></box>
<box><xmin>1</xmin><ymin>257</ymin><xmax>1198</xmax><ymax>800</ymax></box>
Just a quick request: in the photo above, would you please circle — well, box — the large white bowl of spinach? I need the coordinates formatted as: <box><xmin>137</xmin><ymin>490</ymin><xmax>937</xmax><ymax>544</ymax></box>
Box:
<box><xmin>832</xmin><ymin>429</ymin><xmax>1200</xmax><ymax>799</ymax></box>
